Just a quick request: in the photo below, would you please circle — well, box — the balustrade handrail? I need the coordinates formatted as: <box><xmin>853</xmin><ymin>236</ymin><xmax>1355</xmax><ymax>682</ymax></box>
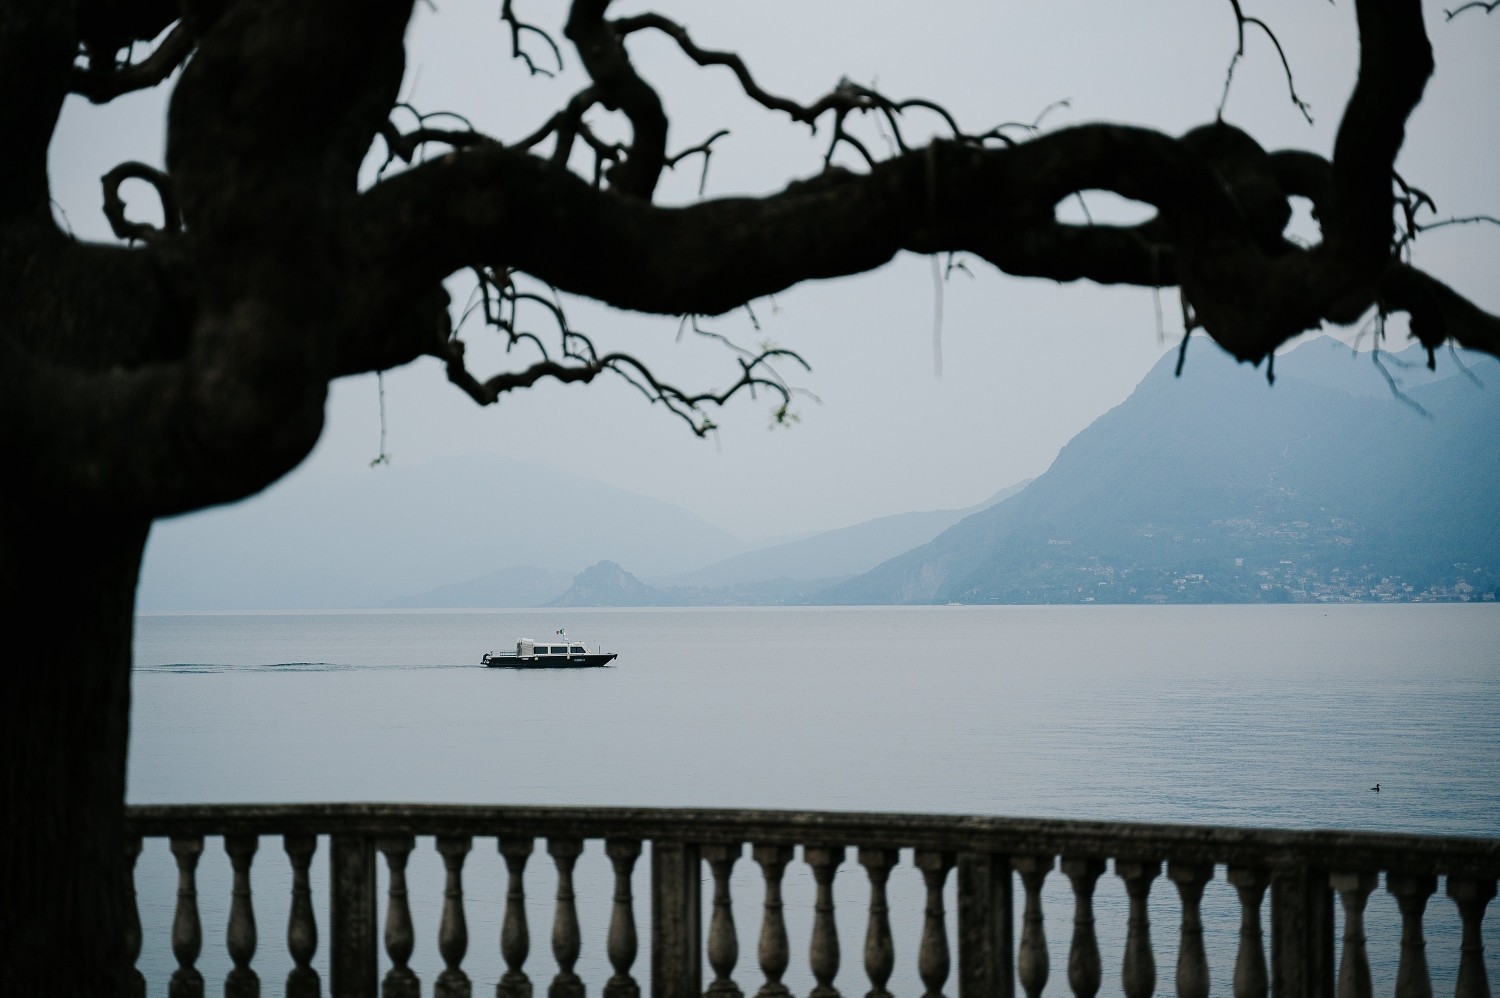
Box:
<box><xmin>121</xmin><ymin>803</ymin><xmax>1499</xmax><ymax>998</ymax></box>
<box><xmin>126</xmin><ymin>803</ymin><xmax>1500</xmax><ymax>876</ymax></box>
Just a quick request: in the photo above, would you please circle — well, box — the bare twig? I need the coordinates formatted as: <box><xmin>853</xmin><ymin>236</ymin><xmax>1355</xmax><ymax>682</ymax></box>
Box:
<box><xmin>377</xmin><ymin>104</ymin><xmax>484</xmax><ymax>178</ymax></box>
<box><xmin>1413</xmin><ymin>214</ymin><xmax>1500</xmax><ymax>235</ymax></box>
<box><xmin>1393</xmin><ymin>172</ymin><xmax>1500</xmax><ymax>256</ymax></box>
<box><xmin>931</xmin><ymin>255</ymin><xmax>944</xmax><ymax>377</ymax></box>
<box><xmin>1444</xmin><ymin>1</ymin><xmax>1499</xmax><ymax>19</ymax></box>
<box><xmin>1372</xmin><ymin>344</ymin><xmax>1431</xmax><ymax>416</ymax></box>
<box><xmin>370</xmin><ymin>372</ymin><xmax>391</xmax><ymax>466</ymax></box>
<box><xmin>979</xmin><ymin>99</ymin><xmax>1073</xmax><ymax>145</ymax></box>
<box><xmin>450</xmin><ymin>268</ymin><xmax>811</xmax><ymax>437</ymax></box>
<box><xmin>501</xmin><ymin>0</ymin><xmax>565</xmax><ymax>77</ymax></box>
<box><xmin>665</xmin><ymin>129</ymin><xmax>731</xmax><ymax>195</ymax></box>
<box><xmin>1219</xmin><ymin>0</ymin><xmax>1314</xmax><ymax>124</ymax></box>
<box><xmin>1447</xmin><ymin>343</ymin><xmax>1486</xmax><ymax>386</ymax></box>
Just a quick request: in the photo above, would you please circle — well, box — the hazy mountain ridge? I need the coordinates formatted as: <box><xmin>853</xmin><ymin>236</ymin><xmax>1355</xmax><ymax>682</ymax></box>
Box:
<box><xmin>648</xmin><ymin>481</ymin><xmax>1028</xmax><ymax>589</ymax></box>
<box><xmin>138</xmin><ymin>449</ymin><xmax>1010</xmax><ymax>611</ymax></box>
<box><xmin>138</xmin><ymin>453</ymin><xmax>750</xmax><ymax>610</ymax></box>
<box><xmin>137</xmin><ymin>338</ymin><xmax>1496</xmax><ymax>610</ymax></box>
<box><xmin>823</xmin><ymin>338</ymin><xmax>1499</xmax><ymax>604</ymax></box>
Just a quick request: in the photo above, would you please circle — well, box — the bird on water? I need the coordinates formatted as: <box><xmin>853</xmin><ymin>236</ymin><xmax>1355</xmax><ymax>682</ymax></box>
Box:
<box><xmin>1371</xmin><ymin>783</ymin><xmax>1381</xmax><ymax>792</ymax></box>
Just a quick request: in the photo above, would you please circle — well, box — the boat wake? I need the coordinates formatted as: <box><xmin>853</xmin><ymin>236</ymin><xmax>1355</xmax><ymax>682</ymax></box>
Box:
<box><xmin>138</xmin><ymin>661</ymin><xmax>351</xmax><ymax>673</ymax></box>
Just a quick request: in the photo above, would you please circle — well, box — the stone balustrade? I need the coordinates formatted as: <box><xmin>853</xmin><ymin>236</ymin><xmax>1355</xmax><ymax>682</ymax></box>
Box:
<box><xmin>124</xmin><ymin>804</ymin><xmax>1498</xmax><ymax>998</ymax></box>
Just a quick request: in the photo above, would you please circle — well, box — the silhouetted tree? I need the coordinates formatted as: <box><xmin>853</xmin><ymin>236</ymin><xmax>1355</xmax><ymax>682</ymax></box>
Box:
<box><xmin>2</xmin><ymin>0</ymin><xmax>1496</xmax><ymax>991</ymax></box>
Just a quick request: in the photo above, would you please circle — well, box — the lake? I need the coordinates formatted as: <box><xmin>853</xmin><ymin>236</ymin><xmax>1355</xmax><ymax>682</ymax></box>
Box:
<box><xmin>129</xmin><ymin>604</ymin><xmax>1500</xmax><ymax>995</ymax></box>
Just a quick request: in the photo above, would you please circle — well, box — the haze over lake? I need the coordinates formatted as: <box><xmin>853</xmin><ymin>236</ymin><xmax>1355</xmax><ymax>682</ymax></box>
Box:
<box><xmin>130</xmin><ymin>604</ymin><xmax>1499</xmax><ymax>995</ymax></box>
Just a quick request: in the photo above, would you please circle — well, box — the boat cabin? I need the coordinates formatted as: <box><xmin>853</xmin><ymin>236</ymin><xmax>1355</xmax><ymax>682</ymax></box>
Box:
<box><xmin>517</xmin><ymin>639</ymin><xmax>591</xmax><ymax>656</ymax></box>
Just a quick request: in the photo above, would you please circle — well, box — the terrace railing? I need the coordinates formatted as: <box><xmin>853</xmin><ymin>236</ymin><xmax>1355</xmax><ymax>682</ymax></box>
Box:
<box><xmin>123</xmin><ymin>804</ymin><xmax>1498</xmax><ymax>998</ymax></box>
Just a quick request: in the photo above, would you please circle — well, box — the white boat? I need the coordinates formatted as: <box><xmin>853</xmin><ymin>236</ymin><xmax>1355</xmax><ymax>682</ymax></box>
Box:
<box><xmin>481</xmin><ymin>631</ymin><xmax>617</xmax><ymax>669</ymax></box>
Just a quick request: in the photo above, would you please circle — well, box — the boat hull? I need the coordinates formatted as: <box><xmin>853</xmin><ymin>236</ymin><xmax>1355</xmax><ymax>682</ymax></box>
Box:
<box><xmin>483</xmin><ymin>652</ymin><xmax>618</xmax><ymax>669</ymax></box>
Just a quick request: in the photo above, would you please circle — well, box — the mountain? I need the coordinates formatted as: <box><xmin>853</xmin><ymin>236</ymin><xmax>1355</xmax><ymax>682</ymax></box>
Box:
<box><xmin>650</xmin><ymin>480</ymin><xmax>1029</xmax><ymax>589</ymax></box>
<box><xmin>825</xmin><ymin>337</ymin><xmax>1500</xmax><ymax>604</ymax></box>
<box><xmin>542</xmin><ymin>484</ymin><xmax>1032</xmax><ymax>607</ymax></box>
<box><xmin>548</xmin><ymin>561</ymin><xmax>663</xmax><ymax>607</ymax></box>
<box><xmin>137</xmin><ymin>454</ymin><xmax>749</xmax><ymax>610</ymax></box>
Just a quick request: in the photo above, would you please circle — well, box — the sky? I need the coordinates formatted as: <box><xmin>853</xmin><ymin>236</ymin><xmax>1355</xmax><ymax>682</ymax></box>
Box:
<box><xmin>48</xmin><ymin>1</ymin><xmax>1500</xmax><ymax>542</ymax></box>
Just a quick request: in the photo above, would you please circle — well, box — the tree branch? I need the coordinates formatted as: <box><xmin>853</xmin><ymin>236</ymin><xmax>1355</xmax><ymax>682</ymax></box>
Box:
<box><xmin>1443</xmin><ymin>1</ymin><xmax>1499</xmax><ymax>19</ymax></box>
<box><xmin>500</xmin><ymin>0</ymin><xmax>564</xmax><ymax>77</ymax></box>
<box><xmin>563</xmin><ymin>0</ymin><xmax>668</xmax><ymax>198</ymax></box>
<box><xmin>100</xmin><ymin>162</ymin><xmax>181</xmax><ymax>243</ymax></box>
<box><xmin>72</xmin><ymin>20</ymin><xmax>196</xmax><ymax>103</ymax></box>
<box><xmin>1219</xmin><ymin>1</ymin><xmax>1314</xmax><ymax>123</ymax></box>
<box><xmin>9</xmin><ymin>0</ymin><xmax>1494</xmax><ymax>525</ymax></box>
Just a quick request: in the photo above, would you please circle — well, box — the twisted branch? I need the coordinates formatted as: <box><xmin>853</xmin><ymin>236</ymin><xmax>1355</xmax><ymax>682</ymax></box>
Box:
<box><xmin>73</xmin><ymin>20</ymin><xmax>195</xmax><ymax>103</ymax></box>
<box><xmin>563</xmin><ymin>0</ymin><xmax>667</xmax><ymax>197</ymax></box>
<box><xmin>612</xmin><ymin>12</ymin><xmax>1038</xmax><ymax>168</ymax></box>
<box><xmin>100</xmin><ymin>161</ymin><xmax>180</xmax><ymax>243</ymax></box>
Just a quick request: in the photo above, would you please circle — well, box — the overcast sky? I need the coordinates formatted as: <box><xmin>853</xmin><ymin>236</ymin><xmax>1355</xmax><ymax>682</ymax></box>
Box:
<box><xmin>49</xmin><ymin>2</ymin><xmax>1499</xmax><ymax>541</ymax></box>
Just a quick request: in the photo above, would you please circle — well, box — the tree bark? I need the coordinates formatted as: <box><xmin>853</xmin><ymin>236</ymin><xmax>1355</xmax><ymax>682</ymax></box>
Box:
<box><xmin>0</xmin><ymin>499</ymin><xmax>147</xmax><ymax>995</ymax></box>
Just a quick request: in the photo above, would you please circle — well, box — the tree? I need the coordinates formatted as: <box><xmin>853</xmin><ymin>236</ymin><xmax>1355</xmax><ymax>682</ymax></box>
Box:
<box><xmin>3</xmin><ymin>0</ymin><xmax>1496</xmax><ymax>990</ymax></box>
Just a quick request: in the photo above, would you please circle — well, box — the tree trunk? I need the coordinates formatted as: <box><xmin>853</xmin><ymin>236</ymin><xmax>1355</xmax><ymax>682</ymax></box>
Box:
<box><xmin>1</xmin><ymin>495</ymin><xmax>148</xmax><ymax>995</ymax></box>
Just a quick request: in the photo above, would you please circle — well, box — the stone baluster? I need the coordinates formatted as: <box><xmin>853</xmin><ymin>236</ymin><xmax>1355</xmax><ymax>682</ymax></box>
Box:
<box><xmin>379</xmin><ymin>835</ymin><xmax>419</xmax><ymax>998</ymax></box>
<box><xmin>753</xmin><ymin>844</ymin><xmax>795</xmax><ymax>998</ymax></box>
<box><xmin>704</xmin><ymin>843</ymin><xmax>745</xmax><ymax>998</ymax></box>
<box><xmin>1062</xmin><ymin>857</ymin><xmax>1107</xmax><ymax>998</ymax></box>
<box><xmin>225</xmin><ymin>835</ymin><xmax>261</xmax><ymax>998</ymax></box>
<box><xmin>329</xmin><ymin>835</ymin><xmax>378</xmax><ymax>998</ymax></box>
<box><xmin>806</xmin><ymin>845</ymin><xmax>845</xmax><ymax>998</ymax></box>
<box><xmin>437</xmin><ymin>835</ymin><xmax>474</xmax><ymax>998</ymax></box>
<box><xmin>1226</xmin><ymin>867</ymin><xmax>1269</xmax><ymax>998</ymax></box>
<box><xmin>169</xmin><ymin>835</ymin><xmax>205</xmax><ymax>998</ymax></box>
<box><xmin>858</xmin><ymin>848</ymin><xmax>899</xmax><ymax>998</ymax></box>
<box><xmin>549</xmin><ymin>838</ymin><xmax>585</xmax><ymax>998</ymax></box>
<box><xmin>605</xmin><ymin>839</ymin><xmax>642</xmax><ymax>998</ymax></box>
<box><xmin>498</xmin><ymin>837</ymin><xmax>536</xmax><ymax>998</ymax></box>
<box><xmin>957</xmin><ymin>854</ymin><xmax>1014</xmax><ymax>998</ymax></box>
<box><xmin>1386</xmin><ymin>874</ymin><xmax>1436</xmax><ymax>998</ymax></box>
<box><xmin>1330</xmin><ymin>871</ymin><xmax>1377</xmax><ymax>998</ymax></box>
<box><xmin>284</xmin><ymin>835</ymin><xmax>321</xmax><ymax>998</ymax></box>
<box><xmin>1168</xmin><ymin>863</ymin><xmax>1213</xmax><ymax>998</ymax></box>
<box><xmin>1116</xmin><ymin>860</ymin><xmax>1161</xmax><ymax>998</ymax></box>
<box><xmin>915</xmin><ymin>850</ymin><xmax>956</xmax><ymax>998</ymax></box>
<box><xmin>1446</xmin><ymin>876</ymin><xmax>1496</xmax><ymax>998</ymax></box>
<box><xmin>124</xmin><ymin>834</ymin><xmax>146</xmax><ymax>998</ymax></box>
<box><xmin>1013</xmin><ymin>855</ymin><xmax>1054</xmax><ymax>998</ymax></box>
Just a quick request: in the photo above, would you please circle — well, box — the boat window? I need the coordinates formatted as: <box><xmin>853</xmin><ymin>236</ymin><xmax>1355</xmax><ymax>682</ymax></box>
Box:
<box><xmin>570</xmin><ymin>646</ymin><xmax>586</xmax><ymax>654</ymax></box>
<box><xmin>542</xmin><ymin>646</ymin><xmax>560</xmax><ymax>654</ymax></box>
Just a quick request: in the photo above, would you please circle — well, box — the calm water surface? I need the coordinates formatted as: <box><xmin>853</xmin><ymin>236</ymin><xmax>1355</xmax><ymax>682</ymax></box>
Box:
<box><xmin>130</xmin><ymin>605</ymin><xmax>1500</xmax><ymax>995</ymax></box>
